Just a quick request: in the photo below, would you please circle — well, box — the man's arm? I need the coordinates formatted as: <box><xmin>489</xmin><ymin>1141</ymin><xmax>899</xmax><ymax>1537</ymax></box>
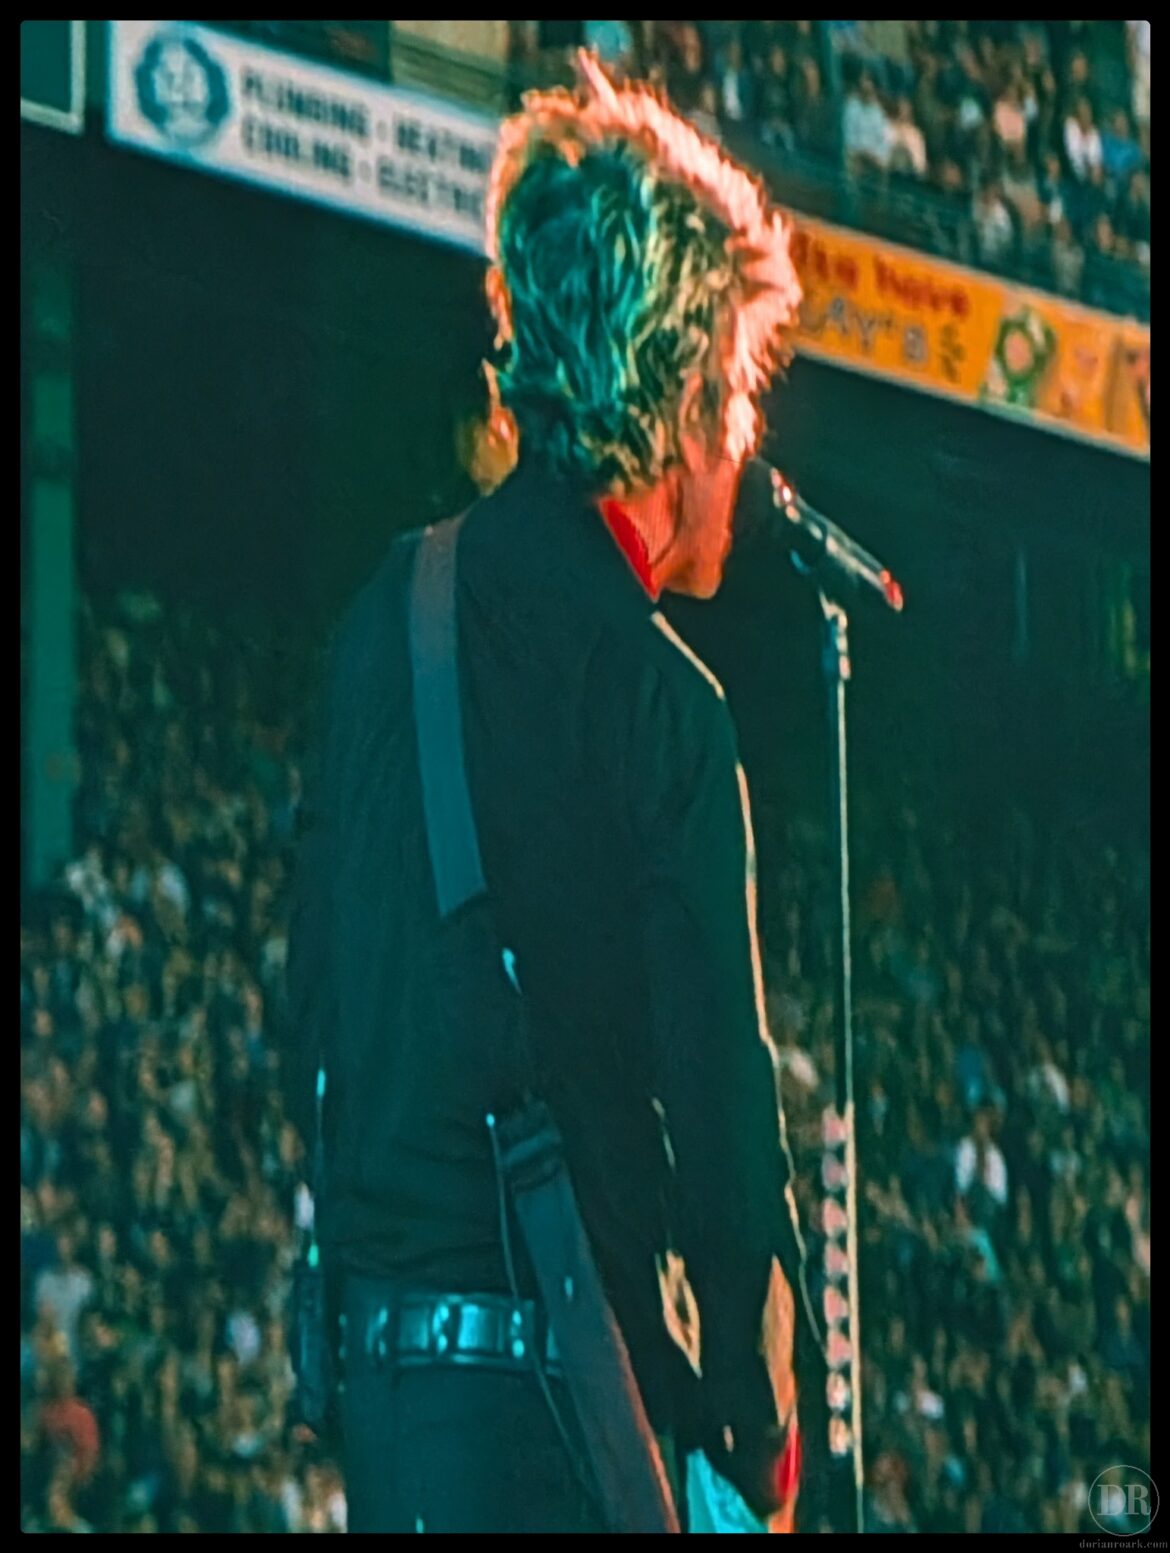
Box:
<box><xmin>604</xmin><ymin>620</ymin><xmax>802</xmax><ymax>1515</ymax></box>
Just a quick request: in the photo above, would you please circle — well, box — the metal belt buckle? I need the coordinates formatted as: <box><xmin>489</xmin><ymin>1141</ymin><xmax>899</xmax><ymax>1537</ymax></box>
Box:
<box><xmin>383</xmin><ymin>1292</ymin><xmax>560</xmax><ymax>1377</ymax></box>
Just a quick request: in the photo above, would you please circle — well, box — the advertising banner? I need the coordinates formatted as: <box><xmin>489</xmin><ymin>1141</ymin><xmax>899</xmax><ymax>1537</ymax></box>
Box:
<box><xmin>790</xmin><ymin>217</ymin><xmax>1150</xmax><ymax>460</ymax></box>
<box><xmin>107</xmin><ymin>20</ymin><xmax>496</xmax><ymax>256</ymax></box>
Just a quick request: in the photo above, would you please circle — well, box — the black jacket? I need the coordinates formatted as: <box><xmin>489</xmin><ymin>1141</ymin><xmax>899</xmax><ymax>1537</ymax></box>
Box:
<box><xmin>286</xmin><ymin>458</ymin><xmax>805</xmax><ymax>1449</ymax></box>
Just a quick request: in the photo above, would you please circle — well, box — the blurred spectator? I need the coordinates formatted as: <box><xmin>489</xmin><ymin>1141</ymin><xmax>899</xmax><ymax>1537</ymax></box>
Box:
<box><xmin>955</xmin><ymin>1108</ymin><xmax>1009</xmax><ymax>1212</ymax></box>
<box><xmin>757</xmin><ymin>44</ymin><xmax>795</xmax><ymax>151</ymax></box>
<box><xmin>1029</xmin><ymin>64</ymin><xmax>1062</xmax><ymax>167</ymax></box>
<box><xmin>1082</xmin><ymin>213</ymin><xmax>1121</xmax><ymax>311</ymax></box>
<box><xmin>1100</xmin><ymin>109</ymin><xmax>1142</xmax><ymax>193</ymax></box>
<box><xmin>792</xmin><ymin>57</ymin><xmax>838</xmax><ymax>163</ymax></box>
<box><xmin>1037</xmin><ymin>150</ymin><xmax>1069</xmax><ymax>227</ymax></box>
<box><xmin>1049</xmin><ymin>27</ymin><xmax>1096</xmax><ymax>109</ymax></box>
<box><xmin>667</xmin><ymin>22</ymin><xmax>706</xmax><ymax>113</ymax></box>
<box><xmin>952</xmin><ymin>46</ymin><xmax>991</xmax><ymax>163</ymax></box>
<box><xmin>300</xmin><ymin>1463</ymin><xmax>348</xmax><ymax>1533</ymax></box>
<box><xmin>843</xmin><ymin>70</ymin><xmax>890</xmax><ymax>175</ymax></box>
<box><xmin>888</xmin><ymin>96</ymin><xmax>928</xmax><ymax>180</ymax></box>
<box><xmin>38</xmin><ymin>1359</ymin><xmax>101</xmax><ymax>1487</ymax></box>
<box><xmin>716</xmin><ymin>35</ymin><xmax>755</xmax><ymax>127</ymax></box>
<box><xmin>867</xmin><ymin>1451</ymin><xmax>917</xmax><ymax>1533</ymax></box>
<box><xmin>25</xmin><ymin>1462</ymin><xmax>96</xmax><ymax>1535</ymax></box>
<box><xmin>1064</xmin><ymin>96</ymin><xmax>1103</xmax><ymax>182</ymax></box>
<box><xmin>972</xmin><ymin>180</ymin><xmax>1015</xmax><ymax>269</ymax></box>
<box><xmin>992</xmin><ymin>83</ymin><xmax>1029</xmax><ymax>157</ymax></box>
<box><xmin>690</xmin><ymin>80</ymin><xmax>721</xmax><ymax>142</ymax></box>
<box><xmin>911</xmin><ymin>50</ymin><xmax>948</xmax><ymax>163</ymax></box>
<box><xmin>1018</xmin><ymin>23</ymin><xmax>1050</xmax><ymax>71</ymax></box>
<box><xmin>34</xmin><ymin>1232</ymin><xmax>94</xmax><ymax>1364</ymax></box>
<box><xmin>1114</xmin><ymin>169</ymin><xmax>1151</xmax><ymax>265</ymax></box>
<box><xmin>777</xmin><ymin>19</ymin><xmax>819</xmax><ymax>78</ymax></box>
<box><xmin>1000</xmin><ymin>143</ymin><xmax>1045</xmax><ymax>249</ymax></box>
<box><xmin>1011</xmin><ymin>64</ymin><xmax>1040</xmax><ymax>139</ymax></box>
<box><xmin>630</xmin><ymin>20</ymin><xmax>659</xmax><ymax>80</ymax></box>
<box><xmin>1101</xmin><ymin>1296</ymin><xmax>1146</xmax><ymax>1392</ymax></box>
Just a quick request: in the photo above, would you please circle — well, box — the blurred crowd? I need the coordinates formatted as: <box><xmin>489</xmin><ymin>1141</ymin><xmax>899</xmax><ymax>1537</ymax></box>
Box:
<box><xmin>757</xmin><ymin>789</ymin><xmax>1150</xmax><ymax>1533</ymax></box>
<box><xmin>21</xmin><ymin>592</ymin><xmax>1149</xmax><ymax>1532</ymax></box>
<box><xmin>20</xmin><ymin>595</ymin><xmax>333</xmax><ymax>1533</ymax></box>
<box><xmin>509</xmin><ymin>21</ymin><xmax>1151</xmax><ymax>320</ymax></box>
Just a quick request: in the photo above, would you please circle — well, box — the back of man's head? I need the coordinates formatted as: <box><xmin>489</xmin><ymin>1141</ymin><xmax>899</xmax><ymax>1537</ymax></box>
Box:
<box><xmin>483</xmin><ymin>53</ymin><xmax>802</xmax><ymax>498</ymax></box>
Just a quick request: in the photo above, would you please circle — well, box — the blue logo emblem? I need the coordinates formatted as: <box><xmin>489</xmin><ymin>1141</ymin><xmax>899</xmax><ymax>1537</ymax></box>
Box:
<box><xmin>134</xmin><ymin>31</ymin><xmax>230</xmax><ymax>150</ymax></box>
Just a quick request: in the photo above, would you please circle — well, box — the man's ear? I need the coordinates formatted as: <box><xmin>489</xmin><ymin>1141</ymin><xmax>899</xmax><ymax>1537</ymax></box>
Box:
<box><xmin>677</xmin><ymin>371</ymin><xmax>710</xmax><ymax>471</ymax></box>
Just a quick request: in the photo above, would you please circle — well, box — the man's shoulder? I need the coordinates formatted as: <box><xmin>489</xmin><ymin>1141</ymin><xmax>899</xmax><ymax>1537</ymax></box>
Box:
<box><xmin>644</xmin><ymin>610</ymin><xmax>728</xmax><ymax>707</ymax></box>
<box><xmin>328</xmin><ymin>528</ymin><xmax>420</xmax><ymax>670</ymax></box>
<box><xmin>587</xmin><ymin>605</ymin><xmax>733</xmax><ymax>760</ymax></box>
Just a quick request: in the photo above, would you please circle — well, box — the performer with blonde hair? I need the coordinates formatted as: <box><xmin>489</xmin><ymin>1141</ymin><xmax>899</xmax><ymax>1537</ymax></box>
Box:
<box><xmin>288</xmin><ymin>52</ymin><xmax>812</xmax><ymax>1532</ymax></box>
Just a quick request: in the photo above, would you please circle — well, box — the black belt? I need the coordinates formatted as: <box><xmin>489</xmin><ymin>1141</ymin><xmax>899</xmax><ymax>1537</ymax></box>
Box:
<box><xmin>340</xmin><ymin>1280</ymin><xmax>562</xmax><ymax>1380</ymax></box>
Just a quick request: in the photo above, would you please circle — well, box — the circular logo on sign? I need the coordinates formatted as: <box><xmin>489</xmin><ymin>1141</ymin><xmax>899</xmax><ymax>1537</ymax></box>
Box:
<box><xmin>1089</xmin><ymin>1466</ymin><xmax>1158</xmax><ymax>1536</ymax></box>
<box><xmin>134</xmin><ymin>32</ymin><xmax>230</xmax><ymax>150</ymax></box>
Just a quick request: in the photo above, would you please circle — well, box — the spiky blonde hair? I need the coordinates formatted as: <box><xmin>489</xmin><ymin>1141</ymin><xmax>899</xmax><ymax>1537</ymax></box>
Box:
<box><xmin>484</xmin><ymin>51</ymin><xmax>802</xmax><ymax>493</ymax></box>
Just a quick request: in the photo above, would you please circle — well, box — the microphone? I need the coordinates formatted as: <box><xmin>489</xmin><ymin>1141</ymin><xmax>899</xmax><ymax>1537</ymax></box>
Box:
<box><xmin>735</xmin><ymin>458</ymin><xmax>904</xmax><ymax>613</ymax></box>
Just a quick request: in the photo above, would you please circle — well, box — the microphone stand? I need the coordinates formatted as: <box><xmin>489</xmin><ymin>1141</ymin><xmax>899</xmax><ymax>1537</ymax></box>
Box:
<box><xmin>737</xmin><ymin>459</ymin><xmax>903</xmax><ymax>1534</ymax></box>
<box><xmin>817</xmin><ymin>588</ymin><xmax>866</xmax><ymax>1536</ymax></box>
<box><xmin>788</xmin><ymin>506</ymin><xmax>900</xmax><ymax>1535</ymax></box>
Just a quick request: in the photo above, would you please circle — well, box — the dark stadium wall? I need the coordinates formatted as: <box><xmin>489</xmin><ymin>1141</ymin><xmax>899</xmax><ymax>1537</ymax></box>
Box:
<box><xmin>22</xmin><ymin>118</ymin><xmax>487</xmax><ymax>634</ymax></box>
<box><xmin>302</xmin><ymin>192</ymin><xmax>490</xmax><ymax>626</ymax></box>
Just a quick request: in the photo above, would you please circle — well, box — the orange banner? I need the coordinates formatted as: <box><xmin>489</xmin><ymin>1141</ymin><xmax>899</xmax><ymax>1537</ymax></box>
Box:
<box><xmin>790</xmin><ymin>216</ymin><xmax>1150</xmax><ymax>460</ymax></box>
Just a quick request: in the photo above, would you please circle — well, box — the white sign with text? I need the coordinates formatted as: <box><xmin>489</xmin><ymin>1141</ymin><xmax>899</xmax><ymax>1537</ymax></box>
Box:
<box><xmin>107</xmin><ymin>21</ymin><xmax>496</xmax><ymax>255</ymax></box>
